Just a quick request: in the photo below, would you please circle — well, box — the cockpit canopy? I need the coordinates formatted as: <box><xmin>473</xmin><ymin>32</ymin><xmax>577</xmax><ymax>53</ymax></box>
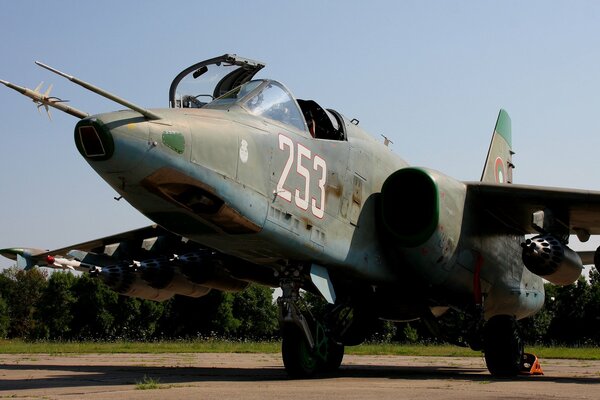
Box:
<box><xmin>169</xmin><ymin>54</ymin><xmax>265</xmax><ymax>109</ymax></box>
<box><xmin>169</xmin><ymin>54</ymin><xmax>345</xmax><ymax>140</ymax></box>
<box><xmin>206</xmin><ymin>80</ymin><xmax>306</xmax><ymax>132</ymax></box>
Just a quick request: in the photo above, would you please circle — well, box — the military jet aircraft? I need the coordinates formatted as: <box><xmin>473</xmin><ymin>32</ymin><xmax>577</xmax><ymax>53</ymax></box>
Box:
<box><xmin>2</xmin><ymin>54</ymin><xmax>600</xmax><ymax>378</ymax></box>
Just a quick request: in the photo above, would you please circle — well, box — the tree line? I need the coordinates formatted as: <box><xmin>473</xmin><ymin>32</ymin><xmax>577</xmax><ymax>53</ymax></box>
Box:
<box><xmin>0</xmin><ymin>267</ymin><xmax>278</xmax><ymax>341</ymax></box>
<box><xmin>1</xmin><ymin>266</ymin><xmax>599</xmax><ymax>345</ymax></box>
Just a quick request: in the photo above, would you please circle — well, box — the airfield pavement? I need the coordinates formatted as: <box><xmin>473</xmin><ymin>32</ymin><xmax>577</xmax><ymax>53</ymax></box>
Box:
<box><xmin>0</xmin><ymin>353</ymin><xmax>599</xmax><ymax>399</ymax></box>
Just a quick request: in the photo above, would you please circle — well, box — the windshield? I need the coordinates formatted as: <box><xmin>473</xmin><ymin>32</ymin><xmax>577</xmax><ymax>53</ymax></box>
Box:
<box><xmin>206</xmin><ymin>80</ymin><xmax>307</xmax><ymax>132</ymax></box>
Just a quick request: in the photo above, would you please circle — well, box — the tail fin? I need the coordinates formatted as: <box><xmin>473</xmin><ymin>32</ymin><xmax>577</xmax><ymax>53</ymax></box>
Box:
<box><xmin>481</xmin><ymin>109</ymin><xmax>514</xmax><ymax>184</ymax></box>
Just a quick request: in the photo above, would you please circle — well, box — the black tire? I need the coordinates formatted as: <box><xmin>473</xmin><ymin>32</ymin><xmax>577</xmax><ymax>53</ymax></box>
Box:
<box><xmin>331</xmin><ymin>307</ymin><xmax>377</xmax><ymax>346</ymax></box>
<box><xmin>282</xmin><ymin>328</ymin><xmax>319</xmax><ymax>378</ymax></box>
<box><xmin>483</xmin><ymin>315</ymin><xmax>523</xmax><ymax>377</ymax></box>
<box><xmin>322</xmin><ymin>340</ymin><xmax>345</xmax><ymax>372</ymax></box>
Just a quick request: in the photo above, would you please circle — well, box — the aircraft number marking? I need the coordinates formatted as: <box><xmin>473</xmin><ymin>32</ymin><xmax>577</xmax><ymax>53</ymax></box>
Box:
<box><xmin>276</xmin><ymin>135</ymin><xmax>294</xmax><ymax>202</ymax></box>
<box><xmin>295</xmin><ymin>144</ymin><xmax>311</xmax><ymax>210</ymax></box>
<box><xmin>276</xmin><ymin>134</ymin><xmax>327</xmax><ymax>219</ymax></box>
<box><xmin>312</xmin><ymin>155</ymin><xmax>326</xmax><ymax>218</ymax></box>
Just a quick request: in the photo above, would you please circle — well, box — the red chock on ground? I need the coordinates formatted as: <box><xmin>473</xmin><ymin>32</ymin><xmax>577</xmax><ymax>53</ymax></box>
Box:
<box><xmin>520</xmin><ymin>353</ymin><xmax>544</xmax><ymax>375</ymax></box>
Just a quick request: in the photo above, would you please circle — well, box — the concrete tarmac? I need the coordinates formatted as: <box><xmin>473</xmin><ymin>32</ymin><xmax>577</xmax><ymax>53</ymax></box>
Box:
<box><xmin>1</xmin><ymin>353</ymin><xmax>599</xmax><ymax>399</ymax></box>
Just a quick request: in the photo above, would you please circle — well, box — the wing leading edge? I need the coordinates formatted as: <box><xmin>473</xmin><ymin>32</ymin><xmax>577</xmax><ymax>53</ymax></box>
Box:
<box><xmin>0</xmin><ymin>225</ymin><xmax>175</xmax><ymax>267</ymax></box>
<box><xmin>0</xmin><ymin>223</ymin><xmax>278</xmax><ymax>300</ymax></box>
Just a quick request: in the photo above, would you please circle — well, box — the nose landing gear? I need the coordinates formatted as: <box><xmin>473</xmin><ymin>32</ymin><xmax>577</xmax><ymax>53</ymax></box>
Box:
<box><xmin>277</xmin><ymin>269</ymin><xmax>344</xmax><ymax>378</ymax></box>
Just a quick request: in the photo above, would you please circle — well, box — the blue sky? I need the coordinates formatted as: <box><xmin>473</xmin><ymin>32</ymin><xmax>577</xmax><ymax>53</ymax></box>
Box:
<box><xmin>2</xmin><ymin>1</ymin><xmax>600</xmax><ymax>268</ymax></box>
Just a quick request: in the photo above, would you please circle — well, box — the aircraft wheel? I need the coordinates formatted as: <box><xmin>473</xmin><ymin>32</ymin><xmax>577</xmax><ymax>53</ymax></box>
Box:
<box><xmin>322</xmin><ymin>340</ymin><xmax>345</xmax><ymax>372</ymax></box>
<box><xmin>282</xmin><ymin>328</ymin><xmax>319</xmax><ymax>378</ymax></box>
<box><xmin>483</xmin><ymin>315</ymin><xmax>523</xmax><ymax>377</ymax></box>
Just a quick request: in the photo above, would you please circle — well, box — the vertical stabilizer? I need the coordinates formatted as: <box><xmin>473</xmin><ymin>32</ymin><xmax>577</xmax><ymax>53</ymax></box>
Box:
<box><xmin>481</xmin><ymin>109</ymin><xmax>514</xmax><ymax>184</ymax></box>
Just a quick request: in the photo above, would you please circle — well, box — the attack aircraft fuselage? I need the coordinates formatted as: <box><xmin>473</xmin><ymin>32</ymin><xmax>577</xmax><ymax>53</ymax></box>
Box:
<box><xmin>76</xmin><ymin>78</ymin><xmax>543</xmax><ymax>322</ymax></box>
<box><xmin>10</xmin><ymin>54</ymin><xmax>589</xmax><ymax>378</ymax></box>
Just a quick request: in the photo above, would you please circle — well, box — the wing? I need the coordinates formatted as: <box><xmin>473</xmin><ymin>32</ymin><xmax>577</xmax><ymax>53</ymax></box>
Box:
<box><xmin>0</xmin><ymin>224</ymin><xmax>277</xmax><ymax>300</ymax></box>
<box><xmin>466</xmin><ymin>182</ymin><xmax>600</xmax><ymax>236</ymax></box>
<box><xmin>1</xmin><ymin>225</ymin><xmax>177</xmax><ymax>267</ymax></box>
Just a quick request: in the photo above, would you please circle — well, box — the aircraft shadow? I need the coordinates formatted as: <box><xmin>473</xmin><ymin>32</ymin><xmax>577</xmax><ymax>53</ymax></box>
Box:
<box><xmin>1</xmin><ymin>362</ymin><xmax>599</xmax><ymax>392</ymax></box>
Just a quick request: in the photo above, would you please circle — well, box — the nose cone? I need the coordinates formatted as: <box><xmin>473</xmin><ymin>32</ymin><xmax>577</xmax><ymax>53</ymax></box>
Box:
<box><xmin>74</xmin><ymin>111</ymin><xmax>149</xmax><ymax>173</ymax></box>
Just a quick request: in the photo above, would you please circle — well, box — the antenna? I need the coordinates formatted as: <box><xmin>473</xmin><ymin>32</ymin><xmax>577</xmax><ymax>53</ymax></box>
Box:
<box><xmin>35</xmin><ymin>61</ymin><xmax>161</xmax><ymax>120</ymax></box>
<box><xmin>381</xmin><ymin>134</ymin><xmax>393</xmax><ymax>147</ymax></box>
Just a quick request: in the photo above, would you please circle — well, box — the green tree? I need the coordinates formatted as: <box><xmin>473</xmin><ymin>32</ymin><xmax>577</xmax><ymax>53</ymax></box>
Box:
<box><xmin>231</xmin><ymin>284</ymin><xmax>278</xmax><ymax>338</ymax></box>
<box><xmin>547</xmin><ymin>276</ymin><xmax>591</xmax><ymax>344</ymax></box>
<box><xmin>214</xmin><ymin>292</ymin><xmax>241</xmax><ymax>336</ymax></box>
<box><xmin>0</xmin><ymin>271</ymin><xmax>15</xmax><ymax>338</ymax></box>
<box><xmin>113</xmin><ymin>296</ymin><xmax>165</xmax><ymax>340</ymax></box>
<box><xmin>70</xmin><ymin>274</ymin><xmax>119</xmax><ymax>339</ymax></box>
<box><xmin>157</xmin><ymin>290</ymin><xmax>232</xmax><ymax>338</ymax></box>
<box><xmin>0</xmin><ymin>294</ymin><xmax>9</xmax><ymax>338</ymax></box>
<box><xmin>3</xmin><ymin>267</ymin><xmax>47</xmax><ymax>339</ymax></box>
<box><xmin>397</xmin><ymin>323</ymin><xmax>418</xmax><ymax>343</ymax></box>
<box><xmin>584</xmin><ymin>266</ymin><xmax>600</xmax><ymax>344</ymax></box>
<box><xmin>137</xmin><ymin>298</ymin><xmax>165</xmax><ymax>338</ymax></box>
<box><xmin>0</xmin><ymin>270</ymin><xmax>14</xmax><ymax>299</ymax></box>
<box><xmin>35</xmin><ymin>271</ymin><xmax>77</xmax><ymax>339</ymax></box>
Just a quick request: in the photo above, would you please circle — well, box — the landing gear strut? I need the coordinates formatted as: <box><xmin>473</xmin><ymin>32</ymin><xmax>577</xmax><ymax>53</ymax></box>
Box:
<box><xmin>483</xmin><ymin>315</ymin><xmax>523</xmax><ymax>376</ymax></box>
<box><xmin>277</xmin><ymin>268</ymin><xmax>344</xmax><ymax>378</ymax></box>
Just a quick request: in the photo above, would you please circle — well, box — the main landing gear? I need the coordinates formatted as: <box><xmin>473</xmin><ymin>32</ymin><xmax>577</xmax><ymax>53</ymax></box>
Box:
<box><xmin>483</xmin><ymin>315</ymin><xmax>523</xmax><ymax>376</ymax></box>
<box><xmin>277</xmin><ymin>270</ymin><xmax>344</xmax><ymax>378</ymax></box>
<box><xmin>482</xmin><ymin>314</ymin><xmax>543</xmax><ymax>376</ymax></box>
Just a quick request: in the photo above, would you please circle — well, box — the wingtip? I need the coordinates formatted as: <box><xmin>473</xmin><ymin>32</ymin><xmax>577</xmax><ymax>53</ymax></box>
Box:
<box><xmin>0</xmin><ymin>247</ymin><xmax>26</xmax><ymax>261</ymax></box>
<box><xmin>0</xmin><ymin>247</ymin><xmax>46</xmax><ymax>262</ymax></box>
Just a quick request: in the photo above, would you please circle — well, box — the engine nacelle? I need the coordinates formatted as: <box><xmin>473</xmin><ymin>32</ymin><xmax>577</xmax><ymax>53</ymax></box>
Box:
<box><xmin>379</xmin><ymin>167</ymin><xmax>466</xmax><ymax>285</ymax></box>
<box><xmin>521</xmin><ymin>234</ymin><xmax>583</xmax><ymax>286</ymax></box>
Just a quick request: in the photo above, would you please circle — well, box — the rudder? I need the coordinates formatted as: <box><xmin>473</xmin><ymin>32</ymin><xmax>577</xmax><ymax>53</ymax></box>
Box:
<box><xmin>481</xmin><ymin>109</ymin><xmax>514</xmax><ymax>184</ymax></box>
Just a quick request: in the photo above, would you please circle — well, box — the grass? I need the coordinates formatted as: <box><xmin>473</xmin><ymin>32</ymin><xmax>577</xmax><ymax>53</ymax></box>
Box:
<box><xmin>0</xmin><ymin>339</ymin><xmax>280</xmax><ymax>354</ymax></box>
<box><xmin>1</xmin><ymin>339</ymin><xmax>599</xmax><ymax>360</ymax></box>
<box><xmin>135</xmin><ymin>375</ymin><xmax>171</xmax><ymax>390</ymax></box>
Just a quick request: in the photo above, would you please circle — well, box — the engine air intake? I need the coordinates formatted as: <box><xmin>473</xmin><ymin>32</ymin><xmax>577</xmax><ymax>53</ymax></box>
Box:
<box><xmin>74</xmin><ymin>119</ymin><xmax>114</xmax><ymax>161</ymax></box>
<box><xmin>380</xmin><ymin>168</ymin><xmax>439</xmax><ymax>247</ymax></box>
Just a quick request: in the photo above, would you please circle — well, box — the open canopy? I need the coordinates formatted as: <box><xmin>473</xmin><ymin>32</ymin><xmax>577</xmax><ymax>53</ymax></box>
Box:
<box><xmin>169</xmin><ymin>54</ymin><xmax>345</xmax><ymax>140</ymax></box>
<box><xmin>169</xmin><ymin>54</ymin><xmax>265</xmax><ymax>108</ymax></box>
